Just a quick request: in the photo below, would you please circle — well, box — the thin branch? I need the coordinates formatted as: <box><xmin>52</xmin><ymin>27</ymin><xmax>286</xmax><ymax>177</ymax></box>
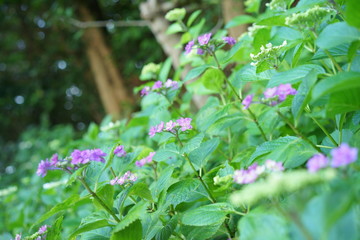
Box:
<box><xmin>69</xmin><ymin>18</ymin><xmax>149</xmax><ymax>28</ymax></box>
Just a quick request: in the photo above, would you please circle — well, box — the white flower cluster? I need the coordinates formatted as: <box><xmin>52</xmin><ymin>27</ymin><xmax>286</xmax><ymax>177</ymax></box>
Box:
<box><xmin>266</xmin><ymin>0</ymin><xmax>294</xmax><ymax>11</ymax></box>
<box><xmin>250</xmin><ymin>40</ymin><xmax>287</xmax><ymax>67</ymax></box>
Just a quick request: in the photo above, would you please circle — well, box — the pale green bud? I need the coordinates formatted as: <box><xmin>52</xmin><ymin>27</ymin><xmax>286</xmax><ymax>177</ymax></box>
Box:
<box><xmin>285</xmin><ymin>5</ymin><xmax>336</xmax><ymax>28</ymax></box>
<box><xmin>140</xmin><ymin>62</ymin><xmax>161</xmax><ymax>80</ymax></box>
<box><xmin>266</xmin><ymin>0</ymin><xmax>294</xmax><ymax>11</ymax></box>
<box><xmin>165</xmin><ymin>8</ymin><xmax>186</xmax><ymax>22</ymax></box>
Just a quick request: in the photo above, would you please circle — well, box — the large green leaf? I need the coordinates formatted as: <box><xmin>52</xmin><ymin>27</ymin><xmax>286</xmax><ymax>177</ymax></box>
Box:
<box><xmin>182</xmin><ymin>133</ymin><xmax>205</xmax><ymax>154</ymax></box>
<box><xmin>291</xmin><ymin>70</ymin><xmax>318</xmax><ymax>119</ymax></box>
<box><xmin>155</xmin><ymin>215</ymin><xmax>178</xmax><ymax>240</ymax></box>
<box><xmin>239</xmin><ymin>210</ymin><xmax>289</xmax><ymax>240</ymax></box>
<box><xmin>267</xmin><ymin>64</ymin><xmax>324</xmax><ymax>87</ymax></box>
<box><xmin>225</xmin><ymin>15</ymin><xmax>256</xmax><ymax>29</ymax></box>
<box><xmin>234</xmin><ymin>64</ymin><xmax>275</xmax><ymax>87</ymax></box>
<box><xmin>129</xmin><ymin>182</ymin><xmax>153</xmax><ymax>202</ymax></box>
<box><xmin>316</xmin><ymin>22</ymin><xmax>360</xmax><ymax>49</ymax></box>
<box><xmin>182</xmin><ymin>203</ymin><xmax>234</xmax><ymax>226</ymax></box>
<box><xmin>69</xmin><ymin>220</ymin><xmax>112</xmax><ymax>239</ymax></box>
<box><xmin>184</xmin><ymin>64</ymin><xmax>212</xmax><ymax>82</ymax></box>
<box><xmin>345</xmin><ymin>0</ymin><xmax>360</xmax><ymax>29</ymax></box>
<box><xmin>312</xmin><ymin>72</ymin><xmax>360</xmax><ymax>99</ymax></box>
<box><xmin>111</xmin><ymin>219</ymin><xmax>142</xmax><ymax>240</ymax></box>
<box><xmin>166</xmin><ymin>179</ymin><xmax>207</xmax><ymax>206</ymax></box>
<box><xmin>312</xmin><ymin>44</ymin><xmax>349</xmax><ymax>60</ymax></box>
<box><xmin>247</xmin><ymin>136</ymin><xmax>318</xmax><ymax>168</ymax></box>
<box><xmin>112</xmin><ymin>201</ymin><xmax>147</xmax><ymax>233</ymax></box>
<box><xmin>47</xmin><ymin>216</ymin><xmax>64</xmax><ymax>240</ymax></box>
<box><xmin>152</xmin><ymin>166</ymin><xmax>174</xmax><ymax>198</ymax></box>
<box><xmin>188</xmin><ymin>138</ymin><xmax>220</xmax><ymax>169</ymax></box>
<box><xmin>32</xmin><ymin>194</ymin><xmax>80</xmax><ymax>227</ymax></box>
<box><xmin>93</xmin><ymin>184</ymin><xmax>114</xmax><ymax>211</ymax></box>
<box><xmin>198</xmin><ymin>68</ymin><xmax>225</xmax><ymax>92</ymax></box>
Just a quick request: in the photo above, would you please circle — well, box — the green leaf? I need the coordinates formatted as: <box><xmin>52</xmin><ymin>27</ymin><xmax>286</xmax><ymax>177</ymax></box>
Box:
<box><xmin>184</xmin><ymin>64</ymin><xmax>212</xmax><ymax>82</ymax></box>
<box><xmin>234</xmin><ymin>64</ymin><xmax>275</xmax><ymax>87</ymax></box>
<box><xmin>225</xmin><ymin>15</ymin><xmax>256</xmax><ymax>29</ymax></box>
<box><xmin>166</xmin><ymin>179</ymin><xmax>206</xmax><ymax>206</ymax></box>
<box><xmin>239</xmin><ymin>210</ymin><xmax>289</xmax><ymax>240</ymax></box>
<box><xmin>316</xmin><ymin>22</ymin><xmax>360</xmax><ymax>49</ymax></box>
<box><xmin>180</xmin><ymin>223</ymin><xmax>222</xmax><ymax>240</ymax></box>
<box><xmin>312</xmin><ymin>43</ymin><xmax>350</xmax><ymax>60</ymax></box>
<box><xmin>292</xmin><ymin>43</ymin><xmax>304</xmax><ymax>67</ymax></box>
<box><xmin>129</xmin><ymin>182</ymin><xmax>153</xmax><ymax>202</ymax></box>
<box><xmin>154</xmin><ymin>143</ymin><xmax>181</xmax><ymax>162</ymax></box>
<box><xmin>248</xmin><ymin>136</ymin><xmax>318</xmax><ymax>168</ymax></box>
<box><xmin>182</xmin><ymin>133</ymin><xmax>205</xmax><ymax>153</ymax></box>
<box><xmin>81</xmin><ymin>227</ymin><xmax>111</xmax><ymax>240</ymax></box>
<box><xmin>166</xmin><ymin>22</ymin><xmax>183</xmax><ymax>34</ymax></box>
<box><xmin>152</xmin><ymin>166</ymin><xmax>174</xmax><ymax>199</ymax></box>
<box><xmin>253</xmin><ymin>28</ymin><xmax>271</xmax><ymax>51</ymax></box>
<box><xmin>187</xmin><ymin>10</ymin><xmax>202</xmax><ymax>27</ymax></box>
<box><xmin>198</xmin><ymin>68</ymin><xmax>225</xmax><ymax>91</ymax></box>
<box><xmin>291</xmin><ymin>70</ymin><xmax>318</xmax><ymax>119</ymax></box>
<box><xmin>159</xmin><ymin>58</ymin><xmax>172</xmax><ymax>82</ymax></box>
<box><xmin>182</xmin><ymin>203</ymin><xmax>234</xmax><ymax>226</ymax></box>
<box><xmin>189</xmin><ymin>138</ymin><xmax>220</xmax><ymax>169</ymax></box>
<box><xmin>93</xmin><ymin>184</ymin><xmax>114</xmax><ymax>211</ymax></box>
<box><xmin>345</xmin><ymin>0</ymin><xmax>360</xmax><ymax>29</ymax></box>
<box><xmin>326</xmin><ymin>88</ymin><xmax>360</xmax><ymax>116</ymax></box>
<box><xmin>111</xmin><ymin>219</ymin><xmax>142</xmax><ymax>240</ymax></box>
<box><xmin>348</xmin><ymin>41</ymin><xmax>360</xmax><ymax>62</ymax></box>
<box><xmin>267</xmin><ymin>64</ymin><xmax>324</xmax><ymax>88</ymax></box>
<box><xmin>312</xmin><ymin>72</ymin><xmax>360</xmax><ymax>100</ymax></box>
<box><xmin>113</xmin><ymin>201</ymin><xmax>147</xmax><ymax>233</ymax></box>
<box><xmin>66</xmin><ymin>165</ymin><xmax>87</xmax><ymax>186</ymax></box>
<box><xmin>69</xmin><ymin>220</ymin><xmax>111</xmax><ymax>239</ymax></box>
<box><xmin>32</xmin><ymin>195</ymin><xmax>80</xmax><ymax>227</ymax></box>
<box><xmin>47</xmin><ymin>215</ymin><xmax>64</xmax><ymax>240</ymax></box>
<box><xmin>155</xmin><ymin>215</ymin><xmax>178</xmax><ymax>240</ymax></box>
<box><xmin>257</xmin><ymin>15</ymin><xmax>286</xmax><ymax>26</ymax></box>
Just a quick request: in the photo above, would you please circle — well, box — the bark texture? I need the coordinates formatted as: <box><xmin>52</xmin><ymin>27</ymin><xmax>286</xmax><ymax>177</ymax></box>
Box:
<box><xmin>222</xmin><ymin>0</ymin><xmax>247</xmax><ymax>39</ymax></box>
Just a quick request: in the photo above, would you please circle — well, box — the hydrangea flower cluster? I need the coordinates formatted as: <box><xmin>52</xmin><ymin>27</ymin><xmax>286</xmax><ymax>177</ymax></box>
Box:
<box><xmin>37</xmin><ymin>149</ymin><xmax>107</xmax><ymax>177</ymax></box>
<box><xmin>140</xmin><ymin>79</ymin><xmax>179</xmax><ymax>97</ymax></box>
<box><xmin>250</xmin><ymin>40</ymin><xmax>287</xmax><ymax>68</ymax></box>
<box><xmin>242</xmin><ymin>83</ymin><xmax>297</xmax><ymax>109</ymax></box>
<box><xmin>110</xmin><ymin>171</ymin><xmax>137</xmax><ymax>185</ymax></box>
<box><xmin>184</xmin><ymin>33</ymin><xmax>236</xmax><ymax>55</ymax></box>
<box><xmin>266</xmin><ymin>0</ymin><xmax>294</xmax><ymax>11</ymax></box>
<box><xmin>114</xmin><ymin>145</ymin><xmax>126</xmax><ymax>157</ymax></box>
<box><xmin>306</xmin><ymin>143</ymin><xmax>358</xmax><ymax>173</ymax></box>
<box><xmin>233</xmin><ymin>160</ymin><xmax>284</xmax><ymax>184</ymax></box>
<box><xmin>285</xmin><ymin>5</ymin><xmax>336</xmax><ymax>29</ymax></box>
<box><xmin>136</xmin><ymin>152</ymin><xmax>156</xmax><ymax>167</ymax></box>
<box><xmin>13</xmin><ymin>225</ymin><xmax>48</xmax><ymax>240</ymax></box>
<box><xmin>149</xmin><ymin>117</ymin><xmax>193</xmax><ymax>138</ymax></box>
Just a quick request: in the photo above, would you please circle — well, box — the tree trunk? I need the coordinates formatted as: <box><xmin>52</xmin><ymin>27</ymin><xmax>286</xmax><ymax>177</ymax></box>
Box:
<box><xmin>222</xmin><ymin>0</ymin><xmax>247</xmax><ymax>39</ymax></box>
<box><xmin>78</xmin><ymin>2</ymin><xmax>133</xmax><ymax>119</ymax></box>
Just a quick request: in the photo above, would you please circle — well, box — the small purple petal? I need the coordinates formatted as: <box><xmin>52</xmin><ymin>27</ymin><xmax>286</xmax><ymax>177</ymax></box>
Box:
<box><xmin>223</xmin><ymin>36</ymin><xmax>236</xmax><ymax>45</ymax></box>
<box><xmin>242</xmin><ymin>94</ymin><xmax>253</xmax><ymax>110</ymax></box>
<box><xmin>114</xmin><ymin>145</ymin><xmax>126</xmax><ymax>158</ymax></box>
<box><xmin>331</xmin><ymin>143</ymin><xmax>358</xmax><ymax>168</ymax></box>
<box><xmin>306</xmin><ymin>154</ymin><xmax>328</xmax><ymax>173</ymax></box>
<box><xmin>185</xmin><ymin>40</ymin><xmax>194</xmax><ymax>54</ymax></box>
<box><xmin>198</xmin><ymin>33</ymin><xmax>212</xmax><ymax>45</ymax></box>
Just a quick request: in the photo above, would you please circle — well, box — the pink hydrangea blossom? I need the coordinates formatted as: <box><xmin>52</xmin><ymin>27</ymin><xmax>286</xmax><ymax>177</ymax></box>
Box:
<box><xmin>149</xmin><ymin>122</ymin><xmax>164</xmax><ymax>138</ymax></box>
<box><xmin>164</xmin><ymin>79</ymin><xmax>179</xmax><ymax>89</ymax></box>
<box><xmin>306</xmin><ymin>154</ymin><xmax>328</xmax><ymax>173</ymax></box>
<box><xmin>331</xmin><ymin>143</ymin><xmax>358</xmax><ymax>167</ymax></box>
<box><xmin>176</xmin><ymin>118</ymin><xmax>193</xmax><ymax>131</ymax></box>
<box><xmin>36</xmin><ymin>160</ymin><xmax>53</xmax><ymax>177</ymax></box>
<box><xmin>198</xmin><ymin>33</ymin><xmax>212</xmax><ymax>45</ymax></box>
<box><xmin>223</xmin><ymin>36</ymin><xmax>236</xmax><ymax>45</ymax></box>
<box><xmin>242</xmin><ymin>94</ymin><xmax>253</xmax><ymax>110</ymax></box>
<box><xmin>114</xmin><ymin>145</ymin><xmax>126</xmax><ymax>157</ymax></box>
<box><xmin>110</xmin><ymin>171</ymin><xmax>137</xmax><ymax>185</ymax></box>
<box><xmin>185</xmin><ymin>40</ymin><xmax>194</xmax><ymax>54</ymax></box>
<box><xmin>140</xmin><ymin>86</ymin><xmax>150</xmax><ymax>96</ymax></box>
<box><xmin>152</xmin><ymin>81</ymin><xmax>163</xmax><ymax>90</ymax></box>
<box><xmin>136</xmin><ymin>152</ymin><xmax>156</xmax><ymax>167</ymax></box>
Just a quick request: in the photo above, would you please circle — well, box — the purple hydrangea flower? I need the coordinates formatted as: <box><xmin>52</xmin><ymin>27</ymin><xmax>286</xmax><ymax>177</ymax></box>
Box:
<box><xmin>306</xmin><ymin>154</ymin><xmax>328</xmax><ymax>173</ymax></box>
<box><xmin>71</xmin><ymin>149</ymin><xmax>106</xmax><ymax>165</ymax></box>
<box><xmin>264</xmin><ymin>87</ymin><xmax>278</xmax><ymax>99</ymax></box>
<box><xmin>264</xmin><ymin>160</ymin><xmax>284</xmax><ymax>172</ymax></box>
<box><xmin>223</xmin><ymin>36</ymin><xmax>236</xmax><ymax>45</ymax></box>
<box><xmin>135</xmin><ymin>152</ymin><xmax>156</xmax><ymax>167</ymax></box>
<box><xmin>149</xmin><ymin>122</ymin><xmax>164</xmax><ymax>138</ymax></box>
<box><xmin>164</xmin><ymin>79</ymin><xmax>179</xmax><ymax>89</ymax></box>
<box><xmin>50</xmin><ymin>153</ymin><xmax>59</xmax><ymax>166</ymax></box>
<box><xmin>176</xmin><ymin>118</ymin><xmax>193</xmax><ymax>131</ymax></box>
<box><xmin>110</xmin><ymin>171</ymin><xmax>137</xmax><ymax>185</ymax></box>
<box><xmin>152</xmin><ymin>81</ymin><xmax>163</xmax><ymax>90</ymax></box>
<box><xmin>331</xmin><ymin>143</ymin><xmax>358</xmax><ymax>168</ymax></box>
<box><xmin>114</xmin><ymin>145</ymin><xmax>126</xmax><ymax>157</ymax></box>
<box><xmin>140</xmin><ymin>86</ymin><xmax>150</xmax><ymax>97</ymax></box>
<box><xmin>276</xmin><ymin>84</ymin><xmax>297</xmax><ymax>101</ymax></box>
<box><xmin>185</xmin><ymin>40</ymin><xmax>194</xmax><ymax>54</ymax></box>
<box><xmin>197</xmin><ymin>48</ymin><xmax>204</xmax><ymax>55</ymax></box>
<box><xmin>198</xmin><ymin>33</ymin><xmax>212</xmax><ymax>45</ymax></box>
<box><xmin>165</xmin><ymin>120</ymin><xmax>178</xmax><ymax>132</ymax></box>
<box><xmin>14</xmin><ymin>234</ymin><xmax>21</xmax><ymax>240</ymax></box>
<box><xmin>38</xmin><ymin>225</ymin><xmax>48</xmax><ymax>234</ymax></box>
<box><xmin>233</xmin><ymin>169</ymin><xmax>258</xmax><ymax>184</ymax></box>
<box><xmin>242</xmin><ymin>94</ymin><xmax>253</xmax><ymax>110</ymax></box>
<box><xmin>37</xmin><ymin>160</ymin><xmax>53</xmax><ymax>177</ymax></box>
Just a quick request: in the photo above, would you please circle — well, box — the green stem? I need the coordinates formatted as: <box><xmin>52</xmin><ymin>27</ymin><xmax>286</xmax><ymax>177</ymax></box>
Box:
<box><xmin>277</xmin><ymin>110</ymin><xmax>320</xmax><ymax>152</ymax></box>
<box><xmin>309</xmin><ymin>115</ymin><xmax>338</xmax><ymax>146</ymax></box>
<box><xmin>211</xmin><ymin>51</ymin><xmax>268</xmax><ymax>141</ymax></box>
<box><xmin>324</xmin><ymin>50</ymin><xmax>343</xmax><ymax>72</ymax></box>
<box><xmin>78</xmin><ymin>176</ymin><xmax>120</xmax><ymax>222</ymax></box>
<box><xmin>175</xmin><ymin>132</ymin><xmax>216</xmax><ymax>203</ymax></box>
